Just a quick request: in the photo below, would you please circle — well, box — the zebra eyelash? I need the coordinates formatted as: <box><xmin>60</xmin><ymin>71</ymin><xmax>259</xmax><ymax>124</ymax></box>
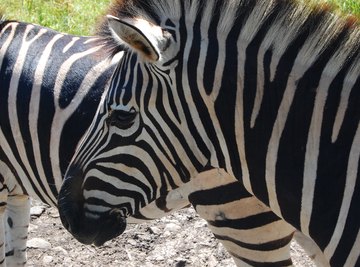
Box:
<box><xmin>106</xmin><ymin>108</ymin><xmax>138</xmax><ymax>129</ymax></box>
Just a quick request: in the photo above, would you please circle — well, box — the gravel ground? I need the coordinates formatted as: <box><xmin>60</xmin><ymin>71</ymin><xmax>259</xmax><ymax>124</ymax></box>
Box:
<box><xmin>26</xmin><ymin>200</ymin><xmax>316</xmax><ymax>267</ymax></box>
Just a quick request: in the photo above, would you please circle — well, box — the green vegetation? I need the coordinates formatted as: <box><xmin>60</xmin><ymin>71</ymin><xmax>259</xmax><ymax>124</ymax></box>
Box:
<box><xmin>1</xmin><ymin>0</ymin><xmax>111</xmax><ymax>35</ymax></box>
<box><xmin>328</xmin><ymin>0</ymin><xmax>360</xmax><ymax>17</ymax></box>
<box><xmin>1</xmin><ymin>0</ymin><xmax>359</xmax><ymax>35</ymax></box>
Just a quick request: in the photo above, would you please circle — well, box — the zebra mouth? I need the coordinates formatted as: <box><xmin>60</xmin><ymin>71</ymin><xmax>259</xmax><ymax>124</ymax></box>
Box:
<box><xmin>91</xmin><ymin>212</ymin><xmax>127</xmax><ymax>247</ymax></box>
<box><xmin>69</xmin><ymin>213</ymin><xmax>127</xmax><ymax>247</ymax></box>
<box><xmin>59</xmin><ymin>204</ymin><xmax>127</xmax><ymax>246</ymax></box>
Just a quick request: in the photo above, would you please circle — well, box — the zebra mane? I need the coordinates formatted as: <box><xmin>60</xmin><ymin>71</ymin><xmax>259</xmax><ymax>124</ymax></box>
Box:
<box><xmin>0</xmin><ymin>14</ymin><xmax>9</xmax><ymax>33</ymax></box>
<box><xmin>98</xmin><ymin>0</ymin><xmax>359</xmax><ymax>76</ymax></box>
<box><xmin>0</xmin><ymin>11</ymin><xmax>6</xmax><ymax>25</ymax></box>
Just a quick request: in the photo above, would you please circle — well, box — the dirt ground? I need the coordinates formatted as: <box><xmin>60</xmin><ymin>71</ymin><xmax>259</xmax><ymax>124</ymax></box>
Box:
<box><xmin>26</xmin><ymin>200</ymin><xmax>316</xmax><ymax>267</ymax></box>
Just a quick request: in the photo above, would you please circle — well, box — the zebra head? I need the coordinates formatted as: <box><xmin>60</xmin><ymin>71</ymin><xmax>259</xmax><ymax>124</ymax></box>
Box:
<box><xmin>58</xmin><ymin>6</ymin><xmax>218</xmax><ymax>246</ymax></box>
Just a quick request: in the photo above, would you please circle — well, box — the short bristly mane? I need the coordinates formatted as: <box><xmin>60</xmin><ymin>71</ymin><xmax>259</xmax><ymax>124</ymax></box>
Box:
<box><xmin>97</xmin><ymin>0</ymin><xmax>359</xmax><ymax>75</ymax></box>
<box><xmin>0</xmin><ymin>12</ymin><xmax>8</xmax><ymax>30</ymax></box>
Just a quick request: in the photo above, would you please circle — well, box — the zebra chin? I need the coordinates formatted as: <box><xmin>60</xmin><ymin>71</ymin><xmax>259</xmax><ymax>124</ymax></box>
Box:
<box><xmin>58</xmin><ymin>168</ymin><xmax>127</xmax><ymax>246</ymax></box>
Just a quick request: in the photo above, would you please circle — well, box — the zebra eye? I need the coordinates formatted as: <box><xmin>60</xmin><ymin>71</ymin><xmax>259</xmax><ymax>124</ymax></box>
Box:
<box><xmin>107</xmin><ymin>109</ymin><xmax>137</xmax><ymax>129</ymax></box>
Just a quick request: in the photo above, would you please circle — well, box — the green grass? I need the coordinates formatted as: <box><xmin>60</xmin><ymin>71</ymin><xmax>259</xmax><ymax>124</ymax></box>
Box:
<box><xmin>1</xmin><ymin>0</ymin><xmax>111</xmax><ymax>35</ymax></box>
<box><xmin>328</xmin><ymin>0</ymin><xmax>360</xmax><ymax>17</ymax></box>
<box><xmin>1</xmin><ymin>0</ymin><xmax>359</xmax><ymax>35</ymax></box>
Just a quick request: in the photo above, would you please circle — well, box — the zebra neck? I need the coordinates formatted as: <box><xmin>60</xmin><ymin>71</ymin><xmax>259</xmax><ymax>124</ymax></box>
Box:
<box><xmin>197</xmin><ymin>0</ymin><xmax>360</xmax><ymax>203</ymax></box>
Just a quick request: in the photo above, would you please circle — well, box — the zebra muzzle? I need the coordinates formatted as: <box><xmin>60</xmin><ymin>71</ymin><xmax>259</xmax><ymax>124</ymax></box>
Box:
<box><xmin>58</xmin><ymin>168</ymin><xmax>127</xmax><ymax>246</ymax></box>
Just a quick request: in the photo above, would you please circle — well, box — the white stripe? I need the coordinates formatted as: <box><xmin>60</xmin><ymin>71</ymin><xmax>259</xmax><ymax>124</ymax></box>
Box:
<box><xmin>300</xmin><ymin>76</ymin><xmax>332</xmax><ymax>236</ymax></box>
<box><xmin>95</xmin><ymin>161</ymin><xmax>154</xmax><ymax>197</ymax></box>
<box><xmin>85</xmin><ymin>168</ymin><xmax>148</xmax><ymax>201</ymax></box>
<box><xmin>265</xmin><ymin>73</ymin><xmax>298</xmax><ymax>218</ymax></box>
<box><xmin>28</xmin><ymin>33</ymin><xmax>63</xmax><ymax>202</ymax></box>
<box><xmin>0</xmin><ymin>129</ymin><xmax>39</xmax><ymax>198</ymax></box>
<box><xmin>235</xmin><ymin>35</ymin><xmax>253</xmax><ymax>194</ymax></box>
<box><xmin>0</xmin><ymin>160</ymin><xmax>18</xmax><ymax>193</ymax></box>
<box><xmin>344</xmin><ymin>228</ymin><xmax>360</xmax><ymax>267</ymax></box>
<box><xmin>324</xmin><ymin>122</ymin><xmax>360</xmax><ymax>259</ymax></box>
<box><xmin>51</xmin><ymin>47</ymin><xmax>112</xmax><ymax>191</ymax></box>
<box><xmin>84</xmin><ymin>189</ymin><xmax>136</xmax><ymax>208</ymax></box>
<box><xmin>331</xmin><ymin>74</ymin><xmax>357</xmax><ymax>143</ymax></box>
<box><xmin>264</xmin><ymin>38</ymin><xmax>316</xmax><ymax>218</ymax></box>
<box><xmin>7</xmin><ymin>25</ymin><xmax>54</xmax><ymax>204</ymax></box>
<box><xmin>0</xmin><ymin>23</ymin><xmax>17</xmax><ymax>70</ymax></box>
<box><xmin>178</xmin><ymin>12</ymin><xmax>211</xmax><ymax>167</ymax></box>
<box><xmin>63</xmin><ymin>36</ymin><xmax>79</xmax><ymax>53</ymax></box>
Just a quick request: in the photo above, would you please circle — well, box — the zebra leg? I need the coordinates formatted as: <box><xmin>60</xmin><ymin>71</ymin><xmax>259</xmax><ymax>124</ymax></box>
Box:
<box><xmin>293</xmin><ymin>231</ymin><xmax>330</xmax><ymax>267</ymax></box>
<box><xmin>199</xmin><ymin>196</ymin><xmax>295</xmax><ymax>266</ymax></box>
<box><xmin>5</xmin><ymin>195</ymin><xmax>30</xmax><ymax>266</ymax></box>
<box><xmin>0</xmin><ymin>189</ymin><xmax>7</xmax><ymax>267</ymax></box>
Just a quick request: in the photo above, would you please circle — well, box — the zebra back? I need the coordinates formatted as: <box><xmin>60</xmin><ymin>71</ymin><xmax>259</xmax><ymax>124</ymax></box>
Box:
<box><xmin>0</xmin><ymin>20</ymin><xmax>118</xmax><ymax>206</ymax></box>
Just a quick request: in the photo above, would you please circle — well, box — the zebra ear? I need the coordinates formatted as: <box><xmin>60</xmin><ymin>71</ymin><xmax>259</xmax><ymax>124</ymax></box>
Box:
<box><xmin>107</xmin><ymin>15</ymin><xmax>166</xmax><ymax>62</ymax></box>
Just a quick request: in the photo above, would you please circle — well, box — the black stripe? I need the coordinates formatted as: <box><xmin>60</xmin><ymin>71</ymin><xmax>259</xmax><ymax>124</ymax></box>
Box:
<box><xmin>329</xmin><ymin>120</ymin><xmax>360</xmax><ymax>267</ymax></box>
<box><xmin>155</xmin><ymin>195</ymin><xmax>171</xmax><ymax>212</ymax></box>
<box><xmin>207</xmin><ymin>211</ymin><xmax>281</xmax><ymax>230</ymax></box>
<box><xmin>214</xmin><ymin>232</ymin><xmax>293</xmax><ymax>251</ymax></box>
<box><xmin>129</xmin><ymin>212</ymin><xmax>152</xmax><ymax>221</ymax></box>
<box><xmin>308</xmin><ymin>28</ymin><xmax>359</xmax><ymax>250</ymax></box>
<box><xmin>173</xmin><ymin>12</ymin><xmax>212</xmax><ymax>171</ymax></box>
<box><xmin>242</xmin><ymin>1</ymin><xmax>291</xmax><ymax>206</ymax></box>
<box><xmin>230</xmin><ymin>252</ymin><xmax>293</xmax><ymax>267</ymax></box>
<box><xmin>203</xmin><ymin>1</ymin><xmax>221</xmax><ymax>96</ymax></box>
<box><xmin>189</xmin><ymin>182</ymin><xmax>252</xmax><ymax>206</ymax></box>
<box><xmin>91</xmin><ymin>157</ymin><xmax>153</xmax><ymax>202</ymax></box>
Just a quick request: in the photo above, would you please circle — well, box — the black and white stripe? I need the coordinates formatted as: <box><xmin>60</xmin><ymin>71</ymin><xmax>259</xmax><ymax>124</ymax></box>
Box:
<box><xmin>58</xmin><ymin>0</ymin><xmax>359</xmax><ymax>266</ymax></box>
<box><xmin>0</xmin><ymin>19</ymin><xmax>118</xmax><ymax>266</ymax></box>
<box><xmin>0</xmin><ymin>19</ymin><xmax>279</xmax><ymax>267</ymax></box>
<box><xmin>130</xmin><ymin>168</ymin><xmax>325</xmax><ymax>266</ymax></box>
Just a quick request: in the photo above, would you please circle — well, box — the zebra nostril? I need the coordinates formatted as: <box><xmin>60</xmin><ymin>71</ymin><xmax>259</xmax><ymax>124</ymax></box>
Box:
<box><xmin>109</xmin><ymin>208</ymin><xmax>125</xmax><ymax>218</ymax></box>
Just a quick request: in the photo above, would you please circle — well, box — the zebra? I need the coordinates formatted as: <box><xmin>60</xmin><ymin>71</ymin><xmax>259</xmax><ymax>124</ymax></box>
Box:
<box><xmin>57</xmin><ymin>0</ymin><xmax>360</xmax><ymax>266</ymax></box>
<box><xmin>0</xmin><ymin>18</ymin><xmax>120</xmax><ymax>265</ymax></box>
<box><xmin>0</xmin><ymin>18</ymin><xmax>315</xmax><ymax>267</ymax></box>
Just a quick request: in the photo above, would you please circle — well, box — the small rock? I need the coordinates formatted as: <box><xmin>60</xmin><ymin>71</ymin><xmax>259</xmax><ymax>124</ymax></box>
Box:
<box><xmin>148</xmin><ymin>226</ymin><xmax>161</xmax><ymax>234</ymax></box>
<box><xmin>127</xmin><ymin>239</ymin><xmax>137</xmax><ymax>246</ymax></box>
<box><xmin>164</xmin><ymin>223</ymin><xmax>181</xmax><ymax>232</ymax></box>
<box><xmin>48</xmin><ymin>208</ymin><xmax>60</xmax><ymax>218</ymax></box>
<box><xmin>63</xmin><ymin>257</ymin><xmax>73</xmax><ymax>265</ymax></box>
<box><xmin>194</xmin><ymin>220</ymin><xmax>207</xmax><ymax>228</ymax></box>
<box><xmin>155</xmin><ymin>255</ymin><xmax>165</xmax><ymax>261</ymax></box>
<box><xmin>208</xmin><ymin>255</ymin><xmax>219</xmax><ymax>267</ymax></box>
<box><xmin>175</xmin><ymin>260</ymin><xmax>187</xmax><ymax>267</ymax></box>
<box><xmin>42</xmin><ymin>256</ymin><xmax>53</xmax><ymax>264</ymax></box>
<box><xmin>52</xmin><ymin>246</ymin><xmax>68</xmax><ymax>255</ymax></box>
<box><xmin>28</xmin><ymin>223</ymin><xmax>39</xmax><ymax>233</ymax></box>
<box><xmin>27</xmin><ymin>238</ymin><xmax>51</xmax><ymax>249</ymax></box>
<box><xmin>163</xmin><ymin>230</ymin><xmax>171</xmax><ymax>237</ymax></box>
<box><xmin>30</xmin><ymin>206</ymin><xmax>45</xmax><ymax>217</ymax></box>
